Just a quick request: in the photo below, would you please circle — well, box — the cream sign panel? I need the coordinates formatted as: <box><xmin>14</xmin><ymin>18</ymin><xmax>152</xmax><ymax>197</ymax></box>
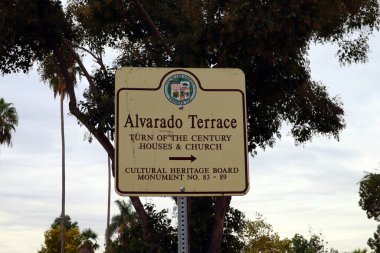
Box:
<box><xmin>115</xmin><ymin>68</ymin><xmax>249</xmax><ymax>196</ymax></box>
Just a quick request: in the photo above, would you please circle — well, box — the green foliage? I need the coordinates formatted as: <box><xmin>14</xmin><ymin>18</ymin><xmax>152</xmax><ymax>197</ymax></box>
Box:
<box><xmin>98</xmin><ymin>0</ymin><xmax>380</xmax><ymax>152</ymax></box>
<box><xmin>292</xmin><ymin>233</ymin><xmax>309</xmax><ymax>253</ymax></box>
<box><xmin>359</xmin><ymin>172</ymin><xmax>380</xmax><ymax>221</ymax></box>
<box><xmin>0</xmin><ymin>0</ymin><xmax>74</xmax><ymax>74</ymax></box>
<box><xmin>291</xmin><ymin>232</ymin><xmax>338</xmax><ymax>253</ymax></box>
<box><xmin>222</xmin><ymin>206</ymin><xmax>246</xmax><ymax>252</ymax></box>
<box><xmin>79</xmin><ymin>67</ymin><xmax>115</xmax><ymax>140</ymax></box>
<box><xmin>2</xmin><ymin>0</ymin><xmax>380</xmax><ymax>152</ymax></box>
<box><xmin>51</xmin><ymin>215</ymin><xmax>78</xmax><ymax>230</ymax></box>
<box><xmin>351</xmin><ymin>249</ymin><xmax>368</xmax><ymax>253</ymax></box>
<box><xmin>368</xmin><ymin>225</ymin><xmax>380</xmax><ymax>253</ymax></box>
<box><xmin>187</xmin><ymin>197</ymin><xmax>245</xmax><ymax>253</ymax></box>
<box><xmin>145</xmin><ymin>203</ymin><xmax>177</xmax><ymax>253</ymax></box>
<box><xmin>0</xmin><ymin>98</ymin><xmax>18</xmax><ymax>147</ymax></box>
<box><xmin>188</xmin><ymin>197</ymin><xmax>214</xmax><ymax>253</ymax></box>
<box><xmin>108</xmin><ymin>200</ymin><xmax>143</xmax><ymax>252</ymax></box>
<box><xmin>108</xmin><ymin>200</ymin><xmax>176</xmax><ymax>253</ymax></box>
<box><xmin>38</xmin><ymin>47</ymin><xmax>78</xmax><ymax>99</ymax></box>
<box><xmin>79</xmin><ymin>228</ymin><xmax>99</xmax><ymax>252</ymax></box>
<box><xmin>243</xmin><ymin>215</ymin><xmax>339</xmax><ymax>253</ymax></box>
<box><xmin>108</xmin><ymin>199</ymin><xmax>245</xmax><ymax>253</ymax></box>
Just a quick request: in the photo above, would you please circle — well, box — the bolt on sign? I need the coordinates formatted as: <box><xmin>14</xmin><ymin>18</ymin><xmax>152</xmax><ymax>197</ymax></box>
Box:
<box><xmin>115</xmin><ymin>68</ymin><xmax>249</xmax><ymax>196</ymax></box>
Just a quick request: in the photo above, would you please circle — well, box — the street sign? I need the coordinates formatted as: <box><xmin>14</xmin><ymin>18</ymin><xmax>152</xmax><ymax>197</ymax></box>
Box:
<box><xmin>115</xmin><ymin>68</ymin><xmax>249</xmax><ymax>196</ymax></box>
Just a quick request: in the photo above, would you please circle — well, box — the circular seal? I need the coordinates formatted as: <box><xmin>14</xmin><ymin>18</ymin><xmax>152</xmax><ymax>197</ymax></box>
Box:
<box><xmin>164</xmin><ymin>73</ymin><xmax>197</xmax><ymax>106</ymax></box>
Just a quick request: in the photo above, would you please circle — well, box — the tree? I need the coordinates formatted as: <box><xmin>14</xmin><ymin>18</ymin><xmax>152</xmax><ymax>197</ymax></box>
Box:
<box><xmin>351</xmin><ymin>249</ymin><xmax>368</xmax><ymax>253</ymax></box>
<box><xmin>108</xmin><ymin>200</ymin><xmax>176</xmax><ymax>253</ymax></box>
<box><xmin>243</xmin><ymin>214</ymin><xmax>340</xmax><ymax>253</ymax></box>
<box><xmin>1</xmin><ymin>1</ymin><xmax>380</xmax><ymax>251</ymax></box>
<box><xmin>221</xmin><ymin>206</ymin><xmax>245</xmax><ymax>253</ymax></box>
<box><xmin>187</xmin><ymin>197</ymin><xmax>245</xmax><ymax>253</ymax></box>
<box><xmin>359</xmin><ymin>172</ymin><xmax>380</xmax><ymax>221</ymax></box>
<box><xmin>0</xmin><ymin>98</ymin><xmax>18</xmax><ymax>147</ymax></box>
<box><xmin>358</xmin><ymin>171</ymin><xmax>380</xmax><ymax>252</ymax></box>
<box><xmin>37</xmin><ymin>215</ymin><xmax>98</xmax><ymax>253</ymax></box>
<box><xmin>108</xmin><ymin>199</ymin><xmax>149</xmax><ymax>252</ymax></box>
<box><xmin>368</xmin><ymin>225</ymin><xmax>380</xmax><ymax>253</ymax></box>
<box><xmin>51</xmin><ymin>215</ymin><xmax>79</xmax><ymax>230</ymax></box>
<box><xmin>108</xmin><ymin>199</ymin><xmax>244</xmax><ymax>253</ymax></box>
<box><xmin>243</xmin><ymin>213</ymin><xmax>292</xmax><ymax>253</ymax></box>
<box><xmin>105</xmin><ymin>132</ymin><xmax>112</xmax><ymax>252</ymax></box>
<box><xmin>292</xmin><ymin>233</ymin><xmax>309</xmax><ymax>253</ymax></box>
<box><xmin>39</xmin><ymin>51</ymin><xmax>77</xmax><ymax>253</ymax></box>
<box><xmin>38</xmin><ymin>226</ymin><xmax>82</xmax><ymax>253</ymax></box>
<box><xmin>291</xmin><ymin>232</ymin><xmax>339</xmax><ymax>253</ymax></box>
<box><xmin>79</xmin><ymin>228</ymin><xmax>99</xmax><ymax>253</ymax></box>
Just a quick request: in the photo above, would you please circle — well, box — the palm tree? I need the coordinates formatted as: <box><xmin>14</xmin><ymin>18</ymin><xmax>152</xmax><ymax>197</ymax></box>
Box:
<box><xmin>79</xmin><ymin>228</ymin><xmax>99</xmax><ymax>253</ymax></box>
<box><xmin>39</xmin><ymin>52</ymin><xmax>76</xmax><ymax>253</ymax></box>
<box><xmin>109</xmin><ymin>200</ymin><xmax>144</xmax><ymax>252</ymax></box>
<box><xmin>0</xmin><ymin>98</ymin><xmax>18</xmax><ymax>147</ymax></box>
<box><xmin>105</xmin><ymin>132</ymin><xmax>112</xmax><ymax>252</ymax></box>
<box><xmin>43</xmin><ymin>74</ymin><xmax>70</xmax><ymax>253</ymax></box>
<box><xmin>109</xmin><ymin>200</ymin><xmax>176</xmax><ymax>252</ymax></box>
<box><xmin>57</xmin><ymin>77</ymin><xmax>67</xmax><ymax>253</ymax></box>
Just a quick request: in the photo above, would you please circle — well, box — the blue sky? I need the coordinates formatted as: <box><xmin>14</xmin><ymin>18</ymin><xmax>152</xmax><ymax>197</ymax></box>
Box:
<box><xmin>0</xmin><ymin>31</ymin><xmax>379</xmax><ymax>252</ymax></box>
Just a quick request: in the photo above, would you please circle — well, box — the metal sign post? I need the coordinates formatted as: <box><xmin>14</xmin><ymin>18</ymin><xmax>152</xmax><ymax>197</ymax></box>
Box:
<box><xmin>177</xmin><ymin>196</ymin><xmax>188</xmax><ymax>253</ymax></box>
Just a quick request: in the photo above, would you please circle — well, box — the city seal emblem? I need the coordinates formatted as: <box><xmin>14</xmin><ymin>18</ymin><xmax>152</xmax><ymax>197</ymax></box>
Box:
<box><xmin>164</xmin><ymin>73</ymin><xmax>197</xmax><ymax>106</ymax></box>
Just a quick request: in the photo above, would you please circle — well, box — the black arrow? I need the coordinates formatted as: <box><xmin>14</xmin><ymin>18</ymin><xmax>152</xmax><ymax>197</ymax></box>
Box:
<box><xmin>169</xmin><ymin>155</ymin><xmax>197</xmax><ymax>162</ymax></box>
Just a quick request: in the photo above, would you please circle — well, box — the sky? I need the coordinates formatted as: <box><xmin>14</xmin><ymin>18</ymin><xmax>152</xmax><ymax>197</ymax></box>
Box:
<box><xmin>0</xmin><ymin>32</ymin><xmax>379</xmax><ymax>252</ymax></box>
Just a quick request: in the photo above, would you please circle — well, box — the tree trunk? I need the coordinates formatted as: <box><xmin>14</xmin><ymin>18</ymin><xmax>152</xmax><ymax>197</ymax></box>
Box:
<box><xmin>207</xmin><ymin>196</ymin><xmax>231</xmax><ymax>253</ymax></box>
<box><xmin>105</xmin><ymin>132</ymin><xmax>111</xmax><ymax>252</ymax></box>
<box><xmin>79</xmin><ymin>245</ymin><xmax>95</xmax><ymax>253</ymax></box>
<box><xmin>60</xmin><ymin>94</ymin><xmax>66</xmax><ymax>253</ymax></box>
<box><xmin>130</xmin><ymin>196</ymin><xmax>156</xmax><ymax>250</ymax></box>
<box><xmin>132</xmin><ymin>0</ymin><xmax>173</xmax><ymax>58</ymax></box>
